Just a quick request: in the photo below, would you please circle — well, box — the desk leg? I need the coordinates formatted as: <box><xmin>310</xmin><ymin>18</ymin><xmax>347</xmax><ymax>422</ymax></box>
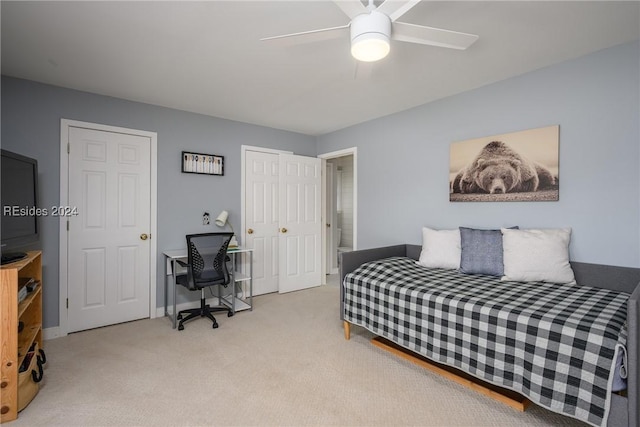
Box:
<box><xmin>230</xmin><ymin>253</ymin><xmax>236</xmax><ymax>314</ymax></box>
<box><xmin>172</xmin><ymin>260</ymin><xmax>177</xmax><ymax>329</ymax></box>
<box><xmin>249</xmin><ymin>250</ymin><xmax>253</xmax><ymax>311</ymax></box>
<box><xmin>240</xmin><ymin>251</ymin><xmax>246</xmax><ymax>299</ymax></box>
<box><xmin>164</xmin><ymin>257</ymin><xmax>177</xmax><ymax>329</ymax></box>
<box><xmin>164</xmin><ymin>257</ymin><xmax>169</xmax><ymax>319</ymax></box>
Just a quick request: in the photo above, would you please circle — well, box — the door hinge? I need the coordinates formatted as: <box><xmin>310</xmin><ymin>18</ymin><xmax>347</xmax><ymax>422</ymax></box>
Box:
<box><xmin>66</xmin><ymin>298</ymin><xmax>69</xmax><ymax>309</ymax></box>
<box><xmin>67</xmin><ymin>143</ymin><xmax>70</xmax><ymax>154</ymax></box>
<box><xmin>66</xmin><ymin>220</ymin><xmax>69</xmax><ymax>231</ymax></box>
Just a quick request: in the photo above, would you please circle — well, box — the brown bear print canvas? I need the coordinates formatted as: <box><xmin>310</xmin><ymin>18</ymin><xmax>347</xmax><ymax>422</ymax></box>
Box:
<box><xmin>449</xmin><ymin>125</ymin><xmax>559</xmax><ymax>202</ymax></box>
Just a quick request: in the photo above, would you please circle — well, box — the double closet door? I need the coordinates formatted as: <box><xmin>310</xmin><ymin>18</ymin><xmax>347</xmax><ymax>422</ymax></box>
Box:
<box><xmin>244</xmin><ymin>151</ymin><xmax>322</xmax><ymax>295</ymax></box>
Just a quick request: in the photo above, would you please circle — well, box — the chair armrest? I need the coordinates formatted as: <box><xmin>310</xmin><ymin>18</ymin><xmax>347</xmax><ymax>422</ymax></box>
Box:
<box><xmin>175</xmin><ymin>260</ymin><xmax>192</xmax><ymax>285</ymax></box>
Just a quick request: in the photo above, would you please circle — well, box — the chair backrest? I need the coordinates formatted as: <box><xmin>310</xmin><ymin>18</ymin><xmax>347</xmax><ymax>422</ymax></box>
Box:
<box><xmin>185</xmin><ymin>232</ymin><xmax>234</xmax><ymax>288</ymax></box>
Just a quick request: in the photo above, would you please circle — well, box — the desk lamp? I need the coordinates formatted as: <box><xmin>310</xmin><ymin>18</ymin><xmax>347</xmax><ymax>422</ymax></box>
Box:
<box><xmin>215</xmin><ymin>210</ymin><xmax>239</xmax><ymax>248</ymax></box>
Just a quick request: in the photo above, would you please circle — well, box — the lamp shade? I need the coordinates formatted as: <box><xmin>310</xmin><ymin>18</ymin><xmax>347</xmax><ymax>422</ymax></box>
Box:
<box><xmin>215</xmin><ymin>210</ymin><xmax>229</xmax><ymax>227</ymax></box>
<box><xmin>350</xmin><ymin>11</ymin><xmax>391</xmax><ymax>62</ymax></box>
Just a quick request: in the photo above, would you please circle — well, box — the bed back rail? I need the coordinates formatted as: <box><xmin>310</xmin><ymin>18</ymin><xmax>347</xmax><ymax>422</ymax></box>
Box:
<box><xmin>339</xmin><ymin>245</ymin><xmax>408</xmax><ymax>321</ymax></box>
<box><xmin>626</xmin><ymin>284</ymin><xmax>640</xmax><ymax>427</ymax></box>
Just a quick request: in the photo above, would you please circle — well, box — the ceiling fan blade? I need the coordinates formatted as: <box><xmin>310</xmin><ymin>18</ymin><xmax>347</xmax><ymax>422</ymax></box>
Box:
<box><xmin>377</xmin><ymin>0</ymin><xmax>421</xmax><ymax>22</ymax></box>
<box><xmin>261</xmin><ymin>24</ymin><xmax>350</xmax><ymax>46</ymax></box>
<box><xmin>333</xmin><ymin>0</ymin><xmax>368</xmax><ymax>20</ymax></box>
<box><xmin>392</xmin><ymin>21</ymin><xmax>479</xmax><ymax>50</ymax></box>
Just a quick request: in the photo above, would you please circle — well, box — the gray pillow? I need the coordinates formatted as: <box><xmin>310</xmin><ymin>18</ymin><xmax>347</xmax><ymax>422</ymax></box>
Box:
<box><xmin>459</xmin><ymin>226</ymin><xmax>517</xmax><ymax>276</ymax></box>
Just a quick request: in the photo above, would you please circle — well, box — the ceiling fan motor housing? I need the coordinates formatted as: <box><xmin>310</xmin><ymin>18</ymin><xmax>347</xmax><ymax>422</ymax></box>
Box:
<box><xmin>350</xmin><ymin>10</ymin><xmax>391</xmax><ymax>62</ymax></box>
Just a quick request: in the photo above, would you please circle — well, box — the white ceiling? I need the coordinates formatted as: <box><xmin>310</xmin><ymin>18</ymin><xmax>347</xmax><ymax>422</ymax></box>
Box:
<box><xmin>2</xmin><ymin>1</ymin><xmax>639</xmax><ymax>136</ymax></box>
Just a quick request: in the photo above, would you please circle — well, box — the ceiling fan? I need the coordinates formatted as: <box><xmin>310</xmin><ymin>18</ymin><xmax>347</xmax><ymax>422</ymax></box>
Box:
<box><xmin>260</xmin><ymin>0</ymin><xmax>479</xmax><ymax>62</ymax></box>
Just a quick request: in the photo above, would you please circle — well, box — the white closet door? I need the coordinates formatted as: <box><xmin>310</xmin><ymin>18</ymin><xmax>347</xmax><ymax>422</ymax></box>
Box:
<box><xmin>67</xmin><ymin>127</ymin><xmax>151</xmax><ymax>333</ymax></box>
<box><xmin>244</xmin><ymin>150</ymin><xmax>280</xmax><ymax>295</ymax></box>
<box><xmin>278</xmin><ymin>154</ymin><xmax>322</xmax><ymax>293</ymax></box>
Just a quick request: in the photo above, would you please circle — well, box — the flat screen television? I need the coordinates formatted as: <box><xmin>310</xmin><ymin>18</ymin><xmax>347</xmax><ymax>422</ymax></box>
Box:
<box><xmin>1</xmin><ymin>149</ymin><xmax>40</xmax><ymax>264</ymax></box>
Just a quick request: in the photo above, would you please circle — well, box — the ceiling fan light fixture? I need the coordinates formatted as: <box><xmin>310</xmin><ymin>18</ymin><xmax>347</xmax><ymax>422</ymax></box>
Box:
<box><xmin>351</xmin><ymin>33</ymin><xmax>390</xmax><ymax>62</ymax></box>
<box><xmin>350</xmin><ymin>11</ymin><xmax>391</xmax><ymax>62</ymax></box>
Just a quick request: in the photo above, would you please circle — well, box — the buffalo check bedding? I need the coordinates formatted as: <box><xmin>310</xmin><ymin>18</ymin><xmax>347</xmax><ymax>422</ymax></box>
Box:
<box><xmin>343</xmin><ymin>257</ymin><xmax>629</xmax><ymax>427</ymax></box>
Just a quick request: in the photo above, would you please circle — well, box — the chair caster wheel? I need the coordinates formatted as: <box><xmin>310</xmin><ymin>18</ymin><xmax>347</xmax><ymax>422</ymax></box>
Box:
<box><xmin>227</xmin><ymin>311</ymin><xmax>234</xmax><ymax>317</ymax></box>
<box><xmin>212</xmin><ymin>323</ymin><xmax>219</xmax><ymax>329</ymax></box>
<box><xmin>178</xmin><ymin>324</ymin><xmax>184</xmax><ymax>331</ymax></box>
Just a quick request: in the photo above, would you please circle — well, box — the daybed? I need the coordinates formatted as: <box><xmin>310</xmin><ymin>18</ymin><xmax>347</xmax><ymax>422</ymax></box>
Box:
<box><xmin>340</xmin><ymin>244</ymin><xmax>640</xmax><ymax>427</ymax></box>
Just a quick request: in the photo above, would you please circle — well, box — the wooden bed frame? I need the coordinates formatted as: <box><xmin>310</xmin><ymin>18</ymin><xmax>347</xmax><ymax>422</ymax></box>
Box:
<box><xmin>340</xmin><ymin>244</ymin><xmax>640</xmax><ymax>427</ymax></box>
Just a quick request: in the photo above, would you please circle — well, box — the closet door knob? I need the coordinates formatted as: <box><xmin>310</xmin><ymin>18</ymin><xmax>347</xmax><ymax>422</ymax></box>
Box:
<box><xmin>140</xmin><ymin>234</ymin><xmax>148</xmax><ymax>240</ymax></box>
<box><xmin>280</xmin><ymin>228</ymin><xmax>288</xmax><ymax>233</ymax></box>
<box><xmin>247</xmin><ymin>229</ymin><xmax>254</xmax><ymax>234</ymax></box>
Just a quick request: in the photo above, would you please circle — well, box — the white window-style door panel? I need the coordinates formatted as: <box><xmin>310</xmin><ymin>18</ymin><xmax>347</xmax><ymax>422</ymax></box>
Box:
<box><xmin>67</xmin><ymin>127</ymin><xmax>151</xmax><ymax>333</ymax></box>
<box><xmin>278</xmin><ymin>154</ymin><xmax>322</xmax><ymax>293</ymax></box>
<box><xmin>244</xmin><ymin>150</ymin><xmax>280</xmax><ymax>295</ymax></box>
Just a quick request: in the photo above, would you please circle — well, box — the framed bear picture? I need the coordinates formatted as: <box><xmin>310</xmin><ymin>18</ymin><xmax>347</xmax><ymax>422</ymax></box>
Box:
<box><xmin>449</xmin><ymin>125</ymin><xmax>559</xmax><ymax>202</ymax></box>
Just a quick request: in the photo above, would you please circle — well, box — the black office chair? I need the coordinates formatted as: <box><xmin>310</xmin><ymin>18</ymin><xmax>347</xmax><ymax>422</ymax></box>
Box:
<box><xmin>176</xmin><ymin>232</ymin><xmax>234</xmax><ymax>330</ymax></box>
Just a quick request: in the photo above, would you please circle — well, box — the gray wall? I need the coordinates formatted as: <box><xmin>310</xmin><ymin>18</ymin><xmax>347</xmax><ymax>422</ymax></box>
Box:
<box><xmin>1</xmin><ymin>77</ymin><xmax>316</xmax><ymax>328</ymax></box>
<box><xmin>317</xmin><ymin>41</ymin><xmax>640</xmax><ymax>268</ymax></box>
<box><xmin>3</xmin><ymin>41</ymin><xmax>639</xmax><ymax>329</ymax></box>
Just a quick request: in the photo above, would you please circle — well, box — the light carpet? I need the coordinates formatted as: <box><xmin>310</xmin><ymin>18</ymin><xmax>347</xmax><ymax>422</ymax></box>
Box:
<box><xmin>14</xmin><ymin>278</ymin><xmax>585</xmax><ymax>426</ymax></box>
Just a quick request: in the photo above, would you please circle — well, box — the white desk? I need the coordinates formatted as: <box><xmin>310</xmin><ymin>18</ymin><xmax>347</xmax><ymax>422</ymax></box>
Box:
<box><xmin>163</xmin><ymin>247</ymin><xmax>253</xmax><ymax>329</ymax></box>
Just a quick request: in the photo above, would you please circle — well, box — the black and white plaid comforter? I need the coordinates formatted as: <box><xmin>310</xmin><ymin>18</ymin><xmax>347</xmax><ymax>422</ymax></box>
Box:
<box><xmin>343</xmin><ymin>257</ymin><xmax>629</xmax><ymax>427</ymax></box>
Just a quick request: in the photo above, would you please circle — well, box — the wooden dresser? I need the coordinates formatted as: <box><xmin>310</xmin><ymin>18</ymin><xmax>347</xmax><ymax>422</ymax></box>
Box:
<box><xmin>0</xmin><ymin>251</ymin><xmax>43</xmax><ymax>422</ymax></box>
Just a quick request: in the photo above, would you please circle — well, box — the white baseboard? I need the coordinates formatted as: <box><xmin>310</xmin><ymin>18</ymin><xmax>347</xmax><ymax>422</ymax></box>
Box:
<box><xmin>44</xmin><ymin>299</ymin><xmax>221</xmax><ymax>340</ymax></box>
<box><xmin>43</xmin><ymin>326</ymin><xmax>62</xmax><ymax>341</ymax></box>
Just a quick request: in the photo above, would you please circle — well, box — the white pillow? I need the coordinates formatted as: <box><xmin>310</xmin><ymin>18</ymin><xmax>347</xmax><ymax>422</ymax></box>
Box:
<box><xmin>501</xmin><ymin>228</ymin><xmax>576</xmax><ymax>284</ymax></box>
<box><xmin>418</xmin><ymin>227</ymin><xmax>461</xmax><ymax>270</ymax></box>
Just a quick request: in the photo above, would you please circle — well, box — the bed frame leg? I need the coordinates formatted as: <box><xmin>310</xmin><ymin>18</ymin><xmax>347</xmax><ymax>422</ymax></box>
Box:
<box><xmin>344</xmin><ymin>321</ymin><xmax>351</xmax><ymax>340</ymax></box>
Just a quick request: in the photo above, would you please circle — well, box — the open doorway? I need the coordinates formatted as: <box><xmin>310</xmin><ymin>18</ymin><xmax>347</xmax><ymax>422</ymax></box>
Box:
<box><xmin>319</xmin><ymin>148</ymin><xmax>357</xmax><ymax>275</ymax></box>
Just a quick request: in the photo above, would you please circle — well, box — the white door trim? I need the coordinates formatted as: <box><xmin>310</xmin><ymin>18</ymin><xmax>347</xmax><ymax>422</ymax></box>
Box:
<box><xmin>324</xmin><ymin>162</ymin><xmax>333</xmax><ymax>275</ymax></box>
<box><xmin>318</xmin><ymin>147</ymin><xmax>358</xmax><ymax>253</ymax></box>
<box><xmin>59</xmin><ymin>119</ymin><xmax>158</xmax><ymax>337</ymax></box>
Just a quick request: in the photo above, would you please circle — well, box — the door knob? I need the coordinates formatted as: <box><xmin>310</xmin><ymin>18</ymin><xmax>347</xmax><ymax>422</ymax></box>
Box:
<box><xmin>140</xmin><ymin>233</ymin><xmax>148</xmax><ymax>240</ymax></box>
<box><xmin>280</xmin><ymin>228</ymin><xmax>288</xmax><ymax>233</ymax></box>
<box><xmin>326</xmin><ymin>223</ymin><xmax>331</xmax><ymax>228</ymax></box>
<box><xmin>247</xmin><ymin>229</ymin><xmax>254</xmax><ymax>234</ymax></box>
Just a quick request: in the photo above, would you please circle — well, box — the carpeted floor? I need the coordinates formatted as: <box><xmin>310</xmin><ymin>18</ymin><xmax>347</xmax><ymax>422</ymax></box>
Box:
<box><xmin>14</xmin><ymin>276</ymin><xmax>585</xmax><ymax>426</ymax></box>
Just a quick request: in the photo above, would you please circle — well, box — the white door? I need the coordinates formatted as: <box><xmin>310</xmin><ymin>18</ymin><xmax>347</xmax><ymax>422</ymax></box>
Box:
<box><xmin>67</xmin><ymin>127</ymin><xmax>151</xmax><ymax>333</ymax></box>
<box><xmin>278</xmin><ymin>154</ymin><xmax>322</xmax><ymax>293</ymax></box>
<box><xmin>244</xmin><ymin>150</ymin><xmax>280</xmax><ymax>295</ymax></box>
